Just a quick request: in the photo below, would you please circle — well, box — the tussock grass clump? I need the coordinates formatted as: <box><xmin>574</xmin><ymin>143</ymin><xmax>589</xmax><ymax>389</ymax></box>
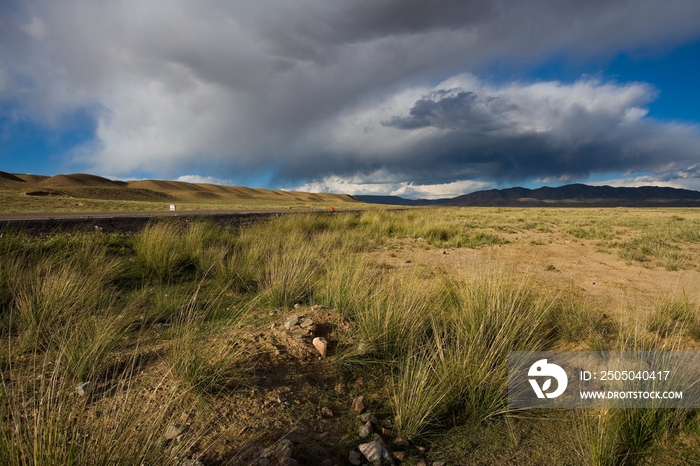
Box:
<box><xmin>647</xmin><ymin>295</ymin><xmax>695</xmax><ymax>337</ymax></box>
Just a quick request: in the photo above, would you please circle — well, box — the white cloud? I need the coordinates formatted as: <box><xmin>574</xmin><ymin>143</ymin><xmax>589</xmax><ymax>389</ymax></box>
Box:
<box><xmin>176</xmin><ymin>174</ymin><xmax>233</xmax><ymax>185</ymax></box>
<box><xmin>21</xmin><ymin>17</ymin><xmax>46</xmax><ymax>40</ymax></box>
<box><xmin>293</xmin><ymin>174</ymin><xmax>494</xmax><ymax>199</ymax></box>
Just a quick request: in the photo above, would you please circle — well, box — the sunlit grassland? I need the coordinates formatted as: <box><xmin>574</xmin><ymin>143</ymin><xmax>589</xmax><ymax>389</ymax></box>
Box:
<box><xmin>1</xmin><ymin>207</ymin><xmax>699</xmax><ymax>465</ymax></box>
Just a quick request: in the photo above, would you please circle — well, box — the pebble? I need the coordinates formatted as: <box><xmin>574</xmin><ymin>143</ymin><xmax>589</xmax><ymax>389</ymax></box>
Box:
<box><xmin>284</xmin><ymin>315</ymin><xmax>299</xmax><ymax>329</ymax></box>
<box><xmin>300</xmin><ymin>318</ymin><xmax>314</xmax><ymax>328</ymax></box>
<box><xmin>352</xmin><ymin>396</ymin><xmax>366</xmax><ymax>413</ymax></box>
<box><xmin>279</xmin><ymin>459</ymin><xmax>298</xmax><ymax>466</ymax></box>
<box><xmin>76</xmin><ymin>381</ymin><xmax>90</xmax><ymax>396</ymax></box>
<box><xmin>349</xmin><ymin>450</ymin><xmax>362</xmax><ymax>465</ymax></box>
<box><xmin>278</xmin><ymin>394</ymin><xmax>287</xmax><ymax>403</ymax></box>
<box><xmin>416</xmin><ymin>460</ymin><xmax>427</xmax><ymax>466</ymax></box>
<box><xmin>164</xmin><ymin>424</ymin><xmax>187</xmax><ymax>440</ymax></box>
<box><xmin>179</xmin><ymin>460</ymin><xmax>204</xmax><ymax>466</ymax></box>
<box><xmin>281</xmin><ymin>439</ymin><xmax>293</xmax><ymax>447</ymax></box>
<box><xmin>359</xmin><ymin>412</ymin><xmax>378</xmax><ymax>424</ymax></box>
<box><xmin>258</xmin><ymin>459</ymin><xmax>270</xmax><ymax>466</ymax></box>
<box><xmin>359</xmin><ymin>422</ymin><xmax>372</xmax><ymax>438</ymax></box>
<box><xmin>312</xmin><ymin>337</ymin><xmax>327</xmax><ymax>357</ymax></box>
<box><xmin>393</xmin><ymin>438</ymin><xmax>410</xmax><ymax>448</ymax></box>
<box><xmin>321</xmin><ymin>406</ymin><xmax>334</xmax><ymax>417</ymax></box>
<box><xmin>275</xmin><ymin>443</ymin><xmax>292</xmax><ymax>459</ymax></box>
<box><xmin>393</xmin><ymin>451</ymin><xmax>407</xmax><ymax>461</ymax></box>
<box><xmin>358</xmin><ymin>441</ymin><xmax>383</xmax><ymax>464</ymax></box>
<box><xmin>433</xmin><ymin>462</ymin><xmax>446</xmax><ymax>466</ymax></box>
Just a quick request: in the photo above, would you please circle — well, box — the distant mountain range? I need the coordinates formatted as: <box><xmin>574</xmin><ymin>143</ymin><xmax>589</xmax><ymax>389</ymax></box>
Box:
<box><xmin>356</xmin><ymin>184</ymin><xmax>700</xmax><ymax>207</ymax></box>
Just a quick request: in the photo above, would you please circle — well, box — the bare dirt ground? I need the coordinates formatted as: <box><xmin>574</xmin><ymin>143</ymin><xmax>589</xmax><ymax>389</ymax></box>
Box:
<box><xmin>373</xmin><ymin>228</ymin><xmax>700</xmax><ymax>327</ymax></box>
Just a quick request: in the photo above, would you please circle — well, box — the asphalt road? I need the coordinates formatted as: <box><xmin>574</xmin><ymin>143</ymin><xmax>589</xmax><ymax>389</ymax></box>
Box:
<box><xmin>0</xmin><ymin>209</ymin><xmax>356</xmax><ymax>234</ymax></box>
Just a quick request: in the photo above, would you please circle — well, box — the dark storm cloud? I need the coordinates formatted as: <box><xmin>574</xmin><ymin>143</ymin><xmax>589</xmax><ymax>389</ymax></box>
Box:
<box><xmin>2</xmin><ymin>0</ymin><xmax>700</xmax><ymax>193</ymax></box>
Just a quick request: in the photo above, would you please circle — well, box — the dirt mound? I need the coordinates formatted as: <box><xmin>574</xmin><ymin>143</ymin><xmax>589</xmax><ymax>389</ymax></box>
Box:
<box><xmin>39</xmin><ymin>174</ymin><xmax>125</xmax><ymax>188</ymax></box>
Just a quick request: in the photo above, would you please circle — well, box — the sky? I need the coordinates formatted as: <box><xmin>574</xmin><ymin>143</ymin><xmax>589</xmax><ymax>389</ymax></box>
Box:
<box><xmin>1</xmin><ymin>0</ymin><xmax>700</xmax><ymax>199</ymax></box>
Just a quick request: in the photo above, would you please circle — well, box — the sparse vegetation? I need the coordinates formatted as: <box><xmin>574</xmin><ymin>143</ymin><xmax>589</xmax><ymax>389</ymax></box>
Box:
<box><xmin>1</xmin><ymin>208</ymin><xmax>699</xmax><ymax>465</ymax></box>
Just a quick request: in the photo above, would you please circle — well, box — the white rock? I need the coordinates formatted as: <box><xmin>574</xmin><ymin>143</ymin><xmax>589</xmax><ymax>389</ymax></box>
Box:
<box><xmin>358</xmin><ymin>441</ymin><xmax>382</xmax><ymax>463</ymax></box>
<box><xmin>76</xmin><ymin>381</ymin><xmax>90</xmax><ymax>396</ymax></box>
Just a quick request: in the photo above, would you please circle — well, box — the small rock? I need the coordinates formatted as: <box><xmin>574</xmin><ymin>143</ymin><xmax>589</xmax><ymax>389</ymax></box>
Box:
<box><xmin>417</xmin><ymin>446</ymin><xmax>426</xmax><ymax>453</ymax></box>
<box><xmin>352</xmin><ymin>395</ymin><xmax>366</xmax><ymax>413</ymax></box>
<box><xmin>300</xmin><ymin>318</ymin><xmax>314</xmax><ymax>328</ymax></box>
<box><xmin>358</xmin><ymin>441</ymin><xmax>383</xmax><ymax>464</ymax></box>
<box><xmin>164</xmin><ymin>424</ymin><xmax>187</xmax><ymax>440</ymax></box>
<box><xmin>393</xmin><ymin>438</ymin><xmax>410</xmax><ymax>448</ymax></box>
<box><xmin>416</xmin><ymin>460</ymin><xmax>427</xmax><ymax>466</ymax></box>
<box><xmin>359</xmin><ymin>412</ymin><xmax>378</xmax><ymax>424</ymax></box>
<box><xmin>281</xmin><ymin>439</ymin><xmax>293</xmax><ymax>447</ymax></box>
<box><xmin>393</xmin><ymin>451</ymin><xmax>407</xmax><ymax>461</ymax></box>
<box><xmin>275</xmin><ymin>443</ymin><xmax>292</xmax><ymax>459</ymax></box>
<box><xmin>269</xmin><ymin>323</ymin><xmax>275</xmax><ymax>329</ymax></box>
<box><xmin>381</xmin><ymin>427</ymin><xmax>394</xmax><ymax>436</ymax></box>
<box><xmin>359</xmin><ymin>422</ymin><xmax>372</xmax><ymax>437</ymax></box>
<box><xmin>432</xmin><ymin>462</ymin><xmax>446</xmax><ymax>466</ymax></box>
<box><xmin>179</xmin><ymin>460</ymin><xmax>204</xmax><ymax>466</ymax></box>
<box><xmin>76</xmin><ymin>382</ymin><xmax>90</xmax><ymax>396</ymax></box>
<box><xmin>279</xmin><ymin>459</ymin><xmax>298</xmax><ymax>466</ymax></box>
<box><xmin>284</xmin><ymin>315</ymin><xmax>299</xmax><ymax>329</ymax></box>
<box><xmin>294</xmin><ymin>304</ymin><xmax>300</xmax><ymax>309</ymax></box>
<box><xmin>312</xmin><ymin>337</ymin><xmax>327</xmax><ymax>358</ymax></box>
<box><xmin>278</xmin><ymin>394</ymin><xmax>287</xmax><ymax>403</ymax></box>
<box><xmin>321</xmin><ymin>406</ymin><xmax>334</xmax><ymax>417</ymax></box>
<box><xmin>349</xmin><ymin>450</ymin><xmax>362</xmax><ymax>465</ymax></box>
<box><xmin>258</xmin><ymin>459</ymin><xmax>270</xmax><ymax>466</ymax></box>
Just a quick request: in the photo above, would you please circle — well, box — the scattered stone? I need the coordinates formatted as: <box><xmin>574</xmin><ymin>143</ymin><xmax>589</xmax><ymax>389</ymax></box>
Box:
<box><xmin>300</xmin><ymin>318</ymin><xmax>314</xmax><ymax>328</ymax></box>
<box><xmin>416</xmin><ymin>460</ymin><xmax>427</xmax><ymax>466</ymax></box>
<box><xmin>352</xmin><ymin>395</ymin><xmax>366</xmax><ymax>413</ymax></box>
<box><xmin>274</xmin><ymin>443</ymin><xmax>292</xmax><ymax>459</ymax></box>
<box><xmin>381</xmin><ymin>427</ymin><xmax>394</xmax><ymax>436</ymax></box>
<box><xmin>417</xmin><ymin>446</ymin><xmax>426</xmax><ymax>453</ymax></box>
<box><xmin>393</xmin><ymin>451</ymin><xmax>407</xmax><ymax>461</ymax></box>
<box><xmin>312</xmin><ymin>337</ymin><xmax>327</xmax><ymax>358</ymax></box>
<box><xmin>284</xmin><ymin>315</ymin><xmax>299</xmax><ymax>329</ymax></box>
<box><xmin>94</xmin><ymin>225</ymin><xmax>103</xmax><ymax>232</ymax></box>
<box><xmin>279</xmin><ymin>459</ymin><xmax>298</xmax><ymax>466</ymax></box>
<box><xmin>277</xmin><ymin>394</ymin><xmax>287</xmax><ymax>403</ymax></box>
<box><xmin>393</xmin><ymin>438</ymin><xmax>410</xmax><ymax>448</ymax></box>
<box><xmin>258</xmin><ymin>459</ymin><xmax>270</xmax><ymax>466</ymax></box>
<box><xmin>259</xmin><ymin>447</ymin><xmax>274</xmax><ymax>458</ymax></box>
<box><xmin>164</xmin><ymin>424</ymin><xmax>187</xmax><ymax>440</ymax></box>
<box><xmin>269</xmin><ymin>323</ymin><xmax>275</xmax><ymax>329</ymax></box>
<box><xmin>76</xmin><ymin>381</ymin><xmax>90</xmax><ymax>396</ymax></box>
<box><xmin>321</xmin><ymin>406</ymin><xmax>334</xmax><ymax>417</ymax></box>
<box><xmin>281</xmin><ymin>439</ymin><xmax>293</xmax><ymax>447</ymax></box>
<box><xmin>359</xmin><ymin>412</ymin><xmax>378</xmax><ymax>424</ymax></box>
<box><xmin>359</xmin><ymin>422</ymin><xmax>372</xmax><ymax>438</ymax></box>
<box><xmin>179</xmin><ymin>460</ymin><xmax>204</xmax><ymax>466</ymax></box>
<box><xmin>294</xmin><ymin>304</ymin><xmax>300</xmax><ymax>309</ymax></box>
<box><xmin>358</xmin><ymin>441</ymin><xmax>383</xmax><ymax>464</ymax></box>
<box><xmin>433</xmin><ymin>462</ymin><xmax>446</xmax><ymax>466</ymax></box>
<box><xmin>349</xmin><ymin>450</ymin><xmax>362</xmax><ymax>465</ymax></box>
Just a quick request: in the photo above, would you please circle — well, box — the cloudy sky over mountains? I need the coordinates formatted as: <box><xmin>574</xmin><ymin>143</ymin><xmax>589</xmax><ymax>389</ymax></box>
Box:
<box><xmin>2</xmin><ymin>0</ymin><xmax>700</xmax><ymax>198</ymax></box>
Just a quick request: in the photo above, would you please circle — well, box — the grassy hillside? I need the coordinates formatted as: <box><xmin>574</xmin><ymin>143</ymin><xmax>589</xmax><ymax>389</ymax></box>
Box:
<box><xmin>0</xmin><ymin>172</ymin><xmax>361</xmax><ymax>213</ymax></box>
